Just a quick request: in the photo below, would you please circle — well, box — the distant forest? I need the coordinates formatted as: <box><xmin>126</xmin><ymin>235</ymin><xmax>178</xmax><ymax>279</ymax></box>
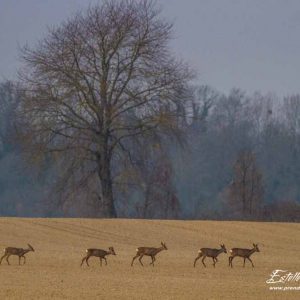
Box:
<box><xmin>1</xmin><ymin>81</ymin><xmax>299</xmax><ymax>221</ymax></box>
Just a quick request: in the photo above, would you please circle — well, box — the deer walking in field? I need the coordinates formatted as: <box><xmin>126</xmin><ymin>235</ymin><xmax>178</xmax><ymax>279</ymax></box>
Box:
<box><xmin>131</xmin><ymin>242</ymin><xmax>167</xmax><ymax>266</ymax></box>
<box><xmin>194</xmin><ymin>244</ymin><xmax>227</xmax><ymax>267</ymax></box>
<box><xmin>0</xmin><ymin>244</ymin><xmax>34</xmax><ymax>265</ymax></box>
<box><xmin>228</xmin><ymin>243</ymin><xmax>260</xmax><ymax>268</ymax></box>
<box><xmin>81</xmin><ymin>247</ymin><xmax>116</xmax><ymax>267</ymax></box>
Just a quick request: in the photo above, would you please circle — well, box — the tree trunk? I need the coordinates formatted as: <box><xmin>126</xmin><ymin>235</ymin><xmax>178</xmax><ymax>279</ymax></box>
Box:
<box><xmin>97</xmin><ymin>151</ymin><xmax>117</xmax><ymax>218</ymax></box>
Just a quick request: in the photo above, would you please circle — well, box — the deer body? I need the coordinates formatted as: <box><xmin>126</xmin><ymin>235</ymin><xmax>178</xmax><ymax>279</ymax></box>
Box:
<box><xmin>194</xmin><ymin>244</ymin><xmax>227</xmax><ymax>267</ymax></box>
<box><xmin>81</xmin><ymin>247</ymin><xmax>116</xmax><ymax>266</ymax></box>
<box><xmin>229</xmin><ymin>243</ymin><xmax>260</xmax><ymax>268</ymax></box>
<box><xmin>0</xmin><ymin>244</ymin><xmax>34</xmax><ymax>265</ymax></box>
<box><xmin>131</xmin><ymin>242</ymin><xmax>167</xmax><ymax>266</ymax></box>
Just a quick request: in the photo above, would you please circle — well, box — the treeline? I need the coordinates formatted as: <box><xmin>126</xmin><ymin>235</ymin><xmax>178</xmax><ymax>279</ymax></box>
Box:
<box><xmin>173</xmin><ymin>87</ymin><xmax>300</xmax><ymax>221</ymax></box>
<box><xmin>0</xmin><ymin>1</ymin><xmax>299</xmax><ymax>221</ymax></box>
<box><xmin>0</xmin><ymin>81</ymin><xmax>299</xmax><ymax>221</ymax></box>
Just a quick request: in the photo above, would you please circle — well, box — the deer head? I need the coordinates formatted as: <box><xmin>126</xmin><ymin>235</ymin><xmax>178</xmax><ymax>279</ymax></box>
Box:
<box><xmin>109</xmin><ymin>247</ymin><xmax>116</xmax><ymax>255</ymax></box>
<box><xmin>28</xmin><ymin>244</ymin><xmax>35</xmax><ymax>252</ymax></box>
<box><xmin>220</xmin><ymin>244</ymin><xmax>227</xmax><ymax>253</ymax></box>
<box><xmin>161</xmin><ymin>242</ymin><xmax>168</xmax><ymax>250</ymax></box>
<box><xmin>253</xmin><ymin>243</ymin><xmax>260</xmax><ymax>252</ymax></box>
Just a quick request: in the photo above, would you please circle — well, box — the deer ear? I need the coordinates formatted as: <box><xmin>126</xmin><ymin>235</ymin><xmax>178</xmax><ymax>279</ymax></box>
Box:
<box><xmin>253</xmin><ymin>243</ymin><xmax>256</xmax><ymax>247</ymax></box>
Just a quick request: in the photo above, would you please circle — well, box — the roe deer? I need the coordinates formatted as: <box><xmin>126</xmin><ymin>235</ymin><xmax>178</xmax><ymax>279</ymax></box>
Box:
<box><xmin>229</xmin><ymin>243</ymin><xmax>260</xmax><ymax>268</ymax></box>
<box><xmin>81</xmin><ymin>246</ymin><xmax>116</xmax><ymax>266</ymax></box>
<box><xmin>131</xmin><ymin>242</ymin><xmax>167</xmax><ymax>266</ymax></box>
<box><xmin>194</xmin><ymin>244</ymin><xmax>227</xmax><ymax>267</ymax></box>
<box><xmin>0</xmin><ymin>244</ymin><xmax>34</xmax><ymax>265</ymax></box>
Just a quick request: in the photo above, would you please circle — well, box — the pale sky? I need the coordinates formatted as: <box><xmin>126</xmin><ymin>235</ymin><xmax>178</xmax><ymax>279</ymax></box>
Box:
<box><xmin>1</xmin><ymin>0</ymin><xmax>300</xmax><ymax>96</ymax></box>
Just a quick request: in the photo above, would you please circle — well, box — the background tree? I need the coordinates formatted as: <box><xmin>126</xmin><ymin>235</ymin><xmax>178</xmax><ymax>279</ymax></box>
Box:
<box><xmin>226</xmin><ymin>150</ymin><xmax>264</xmax><ymax>219</ymax></box>
<box><xmin>117</xmin><ymin>138</ymin><xmax>180</xmax><ymax>219</ymax></box>
<box><xmin>17</xmin><ymin>0</ymin><xmax>192</xmax><ymax>217</ymax></box>
<box><xmin>0</xmin><ymin>81</ymin><xmax>19</xmax><ymax>157</ymax></box>
<box><xmin>0</xmin><ymin>82</ymin><xmax>53</xmax><ymax>216</ymax></box>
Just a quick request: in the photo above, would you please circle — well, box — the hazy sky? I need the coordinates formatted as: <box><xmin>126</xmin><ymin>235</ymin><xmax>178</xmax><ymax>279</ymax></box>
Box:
<box><xmin>1</xmin><ymin>0</ymin><xmax>300</xmax><ymax>96</ymax></box>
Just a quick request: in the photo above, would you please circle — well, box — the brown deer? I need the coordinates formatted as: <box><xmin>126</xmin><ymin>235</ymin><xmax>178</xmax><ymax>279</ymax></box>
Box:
<box><xmin>81</xmin><ymin>246</ymin><xmax>116</xmax><ymax>267</ymax></box>
<box><xmin>131</xmin><ymin>242</ymin><xmax>167</xmax><ymax>266</ymax></box>
<box><xmin>0</xmin><ymin>244</ymin><xmax>34</xmax><ymax>265</ymax></box>
<box><xmin>194</xmin><ymin>244</ymin><xmax>227</xmax><ymax>267</ymax></box>
<box><xmin>229</xmin><ymin>243</ymin><xmax>260</xmax><ymax>268</ymax></box>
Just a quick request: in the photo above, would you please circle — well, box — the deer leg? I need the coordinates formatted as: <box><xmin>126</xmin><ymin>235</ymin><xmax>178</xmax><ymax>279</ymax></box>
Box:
<box><xmin>243</xmin><ymin>257</ymin><xmax>246</xmax><ymax>267</ymax></box>
<box><xmin>104</xmin><ymin>257</ymin><xmax>107</xmax><ymax>265</ymax></box>
<box><xmin>194</xmin><ymin>253</ymin><xmax>202</xmax><ymax>267</ymax></box>
<box><xmin>81</xmin><ymin>256</ymin><xmax>88</xmax><ymax>266</ymax></box>
<box><xmin>212</xmin><ymin>257</ymin><xmax>217</xmax><ymax>267</ymax></box>
<box><xmin>149</xmin><ymin>256</ymin><xmax>153</xmax><ymax>265</ymax></box>
<box><xmin>247</xmin><ymin>257</ymin><xmax>254</xmax><ymax>268</ymax></box>
<box><xmin>138</xmin><ymin>255</ymin><xmax>144</xmax><ymax>266</ymax></box>
<box><xmin>229</xmin><ymin>256</ymin><xmax>233</xmax><ymax>267</ymax></box>
<box><xmin>0</xmin><ymin>254</ymin><xmax>7</xmax><ymax>265</ymax></box>
<box><xmin>22</xmin><ymin>256</ymin><xmax>26</xmax><ymax>265</ymax></box>
<box><xmin>131</xmin><ymin>254</ymin><xmax>139</xmax><ymax>266</ymax></box>
<box><xmin>86</xmin><ymin>256</ymin><xmax>91</xmax><ymax>267</ymax></box>
<box><xmin>150</xmin><ymin>256</ymin><xmax>155</xmax><ymax>266</ymax></box>
<box><xmin>18</xmin><ymin>256</ymin><xmax>21</xmax><ymax>265</ymax></box>
<box><xmin>201</xmin><ymin>256</ymin><xmax>207</xmax><ymax>268</ymax></box>
<box><xmin>6</xmin><ymin>254</ymin><xmax>11</xmax><ymax>265</ymax></box>
<box><xmin>230</xmin><ymin>256</ymin><xmax>235</xmax><ymax>268</ymax></box>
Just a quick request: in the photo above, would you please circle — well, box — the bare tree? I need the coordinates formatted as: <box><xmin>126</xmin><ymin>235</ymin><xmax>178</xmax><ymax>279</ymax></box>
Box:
<box><xmin>226</xmin><ymin>150</ymin><xmax>264</xmax><ymax>219</ymax></box>
<box><xmin>117</xmin><ymin>136</ymin><xmax>180</xmax><ymax>219</ymax></box>
<box><xmin>283</xmin><ymin>95</ymin><xmax>300</xmax><ymax>159</ymax></box>
<box><xmin>17</xmin><ymin>0</ymin><xmax>193</xmax><ymax>217</ymax></box>
<box><xmin>0</xmin><ymin>81</ymin><xmax>20</xmax><ymax>156</ymax></box>
<box><xmin>136</xmin><ymin>154</ymin><xmax>180</xmax><ymax>219</ymax></box>
<box><xmin>191</xmin><ymin>85</ymin><xmax>218</xmax><ymax>129</ymax></box>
